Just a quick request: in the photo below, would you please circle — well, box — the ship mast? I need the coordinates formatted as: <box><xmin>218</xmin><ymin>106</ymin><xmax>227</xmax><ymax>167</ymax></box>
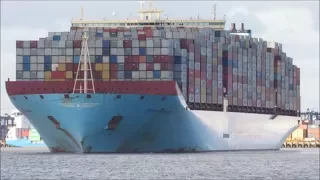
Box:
<box><xmin>73</xmin><ymin>6</ymin><xmax>96</xmax><ymax>94</ymax></box>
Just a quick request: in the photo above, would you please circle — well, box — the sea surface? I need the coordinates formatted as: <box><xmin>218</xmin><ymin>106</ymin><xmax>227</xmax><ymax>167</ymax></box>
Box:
<box><xmin>1</xmin><ymin>147</ymin><xmax>319</xmax><ymax>180</ymax></box>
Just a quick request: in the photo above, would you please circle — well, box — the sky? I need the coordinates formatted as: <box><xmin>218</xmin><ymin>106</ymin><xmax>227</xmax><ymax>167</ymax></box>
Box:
<box><xmin>0</xmin><ymin>1</ymin><xmax>319</xmax><ymax>114</ymax></box>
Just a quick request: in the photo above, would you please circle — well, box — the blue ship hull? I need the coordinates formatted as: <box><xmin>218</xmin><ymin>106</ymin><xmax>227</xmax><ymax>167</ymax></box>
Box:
<box><xmin>8</xmin><ymin>93</ymin><xmax>299</xmax><ymax>153</ymax></box>
<box><xmin>5</xmin><ymin>139</ymin><xmax>46</xmax><ymax>147</ymax></box>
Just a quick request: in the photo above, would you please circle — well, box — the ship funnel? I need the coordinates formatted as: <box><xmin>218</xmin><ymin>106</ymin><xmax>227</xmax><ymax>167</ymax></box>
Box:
<box><xmin>230</xmin><ymin>23</ymin><xmax>236</xmax><ymax>31</ymax></box>
<box><xmin>241</xmin><ymin>23</ymin><xmax>245</xmax><ymax>31</ymax></box>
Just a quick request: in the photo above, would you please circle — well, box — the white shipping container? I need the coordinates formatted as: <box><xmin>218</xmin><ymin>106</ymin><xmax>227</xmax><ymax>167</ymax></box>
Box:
<box><xmin>146</xmin><ymin>40</ymin><xmax>154</xmax><ymax>47</ymax></box>
<box><xmin>16</xmin><ymin>56</ymin><xmax>23</xmax><ymax>63</ymax></box>
<box><xmin>23</xmin><ymin>41</ymin><xmax>30</xmax><ymax>48</ymax></box>
<box><xmin>95</xmin><ymin>48</ymin><xmax>102</xmax><ymax>55</ymax></box>
<box><xmin>30</xmin><ymin>48</ymin><xmax>37</xmax><ymax>56</ymax></box>
<box><xmin>16</xmin><ymin>64</ymin><xmax>23</xmax><ymax>71</ymax></box>
<box><xmin>139</xmin><ymin>71</ymin><xmax>146</xmax><ymax>78</ymax></box>
<box><xmin>58</xmin><ymin>48</ymin><xmax>66</xmax><ymax>56</ymax></box>
<box><xmin>16</xmin><ymin>48</ymin><xmax>23</xmax><ymax>55</ymax></box>
<box><xmin>52</xmin><ymin>56</ymin><xmax>58</xmax><ymax>63</ymax></box>
<box><xmin>52</xmin><ymin>48</ymin><xmax>59</xmax><ymax>56</ymax></box>
<box><xmin>66</xmin><ymin>56</ymin><xmax>73</xmax><ymax>63</ymax></box>
<box><xmin>117</xmin><ymin>48</ymin><xmax>124</xmax><ymax>55</ymax></box>
<box><xmin>146</xmin><ymin>71</ymin><xmax>153</xmax><ymax>78</ymax></box>
<box><xmin>37</xmin><ymin>71</ymin><xmax>44</xmax><ymax>79</ymax></box>
<box><xmin>110</xmin><ymin>48</ymin><xmax>117</xmax><ymax>55</ymax></box>
<box><xmin>166</xmin><ymin>31</ymin><xmax>173</xmax><ymax>39</ymax></box>
<box><xmin>153</xmin><ymin>48</ymin><xmax>161</xmax><ymax>55</ymax></box>
<box><xmin>23</xmin><ymin>71</ymin><xmax>30</xmax><ymax>79</ymax></box>
<box><xmin>146</xmin><ymin>48</ymin><xmax>154</xmax><ymax>55</ymax></box>
<box><xmin>139</xmin><ymin>41</ymin><xmax>146</xmax><ymax>47</ymax></box>
<box><xmin>132</xmin><ymin>40</ymin><xmax>139</xmax><ymax>47</ymax></box>
<box><xmin>23</xmin><ymin>48</ymin><xmax>31</xmax><ymax>56</ymax></box>
<box><xmin>51</xmin><ymin>64</ymin><xmax>58</xmax><ymax>71</ymax></box>
<box><xmin>161</xmin><ymin>71</ymin><xmax>173</xmax><ymax>79</ymax></box>
<box><xmin>139</xmin><ymin>63</ymin><xmax>146</xmax><ymax>71</ymax></box>
<box><xmin>117</xmin><ymin>56</ymin><xmax>125</xmax><ymax>63</ymax></box>
<box><xmin>44</xmin><ymin>48</ymin><xmax>52</xmax><ymax>55</ymax></box>
<box><xmin>132</xmin><ymin>71</ymin><xmax>139</xmax><ymax>79</ymax></box>
<box><xmin>58</xmin><ymin>41</ymin><xmax>66</xmax><ymax>48</ymax></box>
<box><xmin>30</xmin><ymin>56</ymin><xmax>37</xmax><ymax>63</ymax></box>
<box><xmin>96</xmin><ymin>40</ymin><xmax>103</xmax><ymax>48</ymax></box>
<box><xmin>74</xmin><ymin>48</ymin><xmax>81</xmax><ymax>55</ymax></box>
<box><xmin>189</xmin><ymin>94</ymin><xmax>195</xmax><ymax>102</ymax></box>
<box><xmin>117</xmin><ymin>40</ymin><xmax>123</xmax><ymax>47</ymax></box>
<box><xmin>132</xmin><ymin>48</ymin><xmax>139</xmax><ymax>55</ymax></box>
<box><xmin>30</xmin><ymin>63</ymin><xmax>37</xmax><ymax>71</ymax></box>
<box><xmin>38</xmin><ymin>39</ymin><xmax>45</xmax><ymax>48</ymax></box>
<box><xmin>37</xmin><ymin>56</ymin><xmax>44</xmax><ymax>63</ymax></box>
<box><xmin>88</xmin><ymin>48</ymin><xmax>95</xmax><ymax>55</ymax></box>
<box><xmin>102</xmin><ymin>56</ymin><xmax>109</xmax><ymax>63</ymax></box>
<box><xmin>37</xmin><ymin>64</ymin><xmax>44</xmax><ymax>71</ymax></box>
<box><xmin>58</xmin><ymin>56</ymin><xmax>66</xmax><ymax>63</ymax></box>
<box><xmin>37</xmin><ymin>48</ymin><xmax>44</xmax><ymax>56</ymax></box>
<box><xmin>154</xmin><ymin>63</ymin><xmax>160</xmax><ymax>70</ymax></box>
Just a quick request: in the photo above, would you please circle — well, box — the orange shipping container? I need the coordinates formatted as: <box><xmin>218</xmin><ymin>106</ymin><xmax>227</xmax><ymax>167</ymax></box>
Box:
<box><xmin>139</xmin><ymin>56</ymin><xmax>146</xmax><ymax>63</ymax></box>
<box><xmin>66</xmin><ymin>71</ymin><xmax>73</xmax><ymax>79</ymax></box>
<box><xmin>102</xmin><ymin>63</ymin><xmax>109</xmax><ymax>71</ymax></box>
<box><xmin>22</xmin><ymin>130</ymin><xmax>29</xmax><ymax>137</ymax></box>
<box><xmin>44</xmin><ymin>71</ymin><xmax>51</xmax><ymax>79</ymax></box>
<box><xmin>58</xmin><ymin>64</ymin><xmax>66</xmax><ymax>71</ymax></box>
<box><xmin>102</xmin><ymin>71</ymin><xmax>110</xmax><ymax>79</ymax></box>
<box><xmin>95</xmin><ymin>63</ymin><xmax>103</xmax><ymax>71</ymax></box>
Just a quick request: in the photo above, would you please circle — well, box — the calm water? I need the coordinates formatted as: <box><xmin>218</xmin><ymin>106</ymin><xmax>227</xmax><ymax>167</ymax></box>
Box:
<box><xmin>1</xmin><ymin>147</ymin><xmax>319</xmax><ymax>180</ymax></box>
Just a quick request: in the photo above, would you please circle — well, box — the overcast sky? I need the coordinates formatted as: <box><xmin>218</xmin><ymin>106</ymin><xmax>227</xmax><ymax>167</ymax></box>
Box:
<box><xmin>1</xmin><ymin>1</ymin><xmax>319</xmax><ymax>114</ymax></box>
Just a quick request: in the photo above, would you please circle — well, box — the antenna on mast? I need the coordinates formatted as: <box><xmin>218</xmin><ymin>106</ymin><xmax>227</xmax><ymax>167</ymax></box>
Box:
<box><xmin>73</xmin><ymin>8</ymin><xmax>95</xmax><ymax>94</ymax></box>
<box><xmin>212</xmin><ymin>2</ymin><xmax>216</xmax><ymax>20</ymax></box>
<box><xmin>80</xmin><ymin>6</ymin><xmax>84</xmax><ymax>20</ymax></box>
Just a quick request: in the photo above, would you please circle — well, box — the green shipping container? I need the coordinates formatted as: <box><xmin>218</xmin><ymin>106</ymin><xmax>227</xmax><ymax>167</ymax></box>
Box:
<box><xmin>29</xmin><ymin>128</ymin><xmax>41</xmax><ymax>141</ymax></box>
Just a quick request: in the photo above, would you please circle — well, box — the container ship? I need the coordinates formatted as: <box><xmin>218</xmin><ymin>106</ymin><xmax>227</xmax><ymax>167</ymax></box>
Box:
<box><xmin>1</xmin><ymin>110</ymin><xmax>46</xmax><ymax>147</ymax></box>
<box><xmin>5</xmin><ymin>4</ymin><xmax>302</xmax><ymax>153</ymax></box>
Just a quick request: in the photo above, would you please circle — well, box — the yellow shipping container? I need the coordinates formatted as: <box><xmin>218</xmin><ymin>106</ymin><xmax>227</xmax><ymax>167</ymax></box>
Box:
<box><xmin>44</xmin><ymin>71</ymin><xmax>51</xmax><ymax>79</ymax></box>
<box><xmin>291</xmin><ymin>129</ymin><xmax>307</xmax><ymax>140</ymax></box>
<box><xmin>102</xmin><ymin>71</ymin><xmax>110</xmax><ymax>79</ymax></box>
<box><xmin>95</xmin><ymin>63</ymin><xmax>103</xmax><ymax>71</ymax></box>
<box><xmin>201</xmin><ymin>95</ymin><xmax>206</xmax><ymax>103</ymax></box>
<box><xmin>66</xmin><ymin>71</ymin><xmax>73</xmax><ymax>79</ymax></box>
<box><xmin>44</xmin><ymin>79</ymin><xmax>52</xmax><ymax>82</ymax></box>
<box><xmin>58</xmin><ymin>64</ymin><xmax>66</xmax><ymax>71</ymax></box>
<box><xmin>201</xmin><ymin>89</ymin><xmax>206</xmax><ymax>95</ymax></box>
<box><xmin>102</xmin><ymin>63</ymin><xmax>110</xmax><ymax>71</ymax></box>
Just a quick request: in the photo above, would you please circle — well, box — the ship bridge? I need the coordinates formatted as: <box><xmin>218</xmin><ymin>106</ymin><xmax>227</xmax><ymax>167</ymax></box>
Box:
<box><xmin>71</xmin><ymin>1</ymin><xmax>226</xmax><ymax>30</ymax></box>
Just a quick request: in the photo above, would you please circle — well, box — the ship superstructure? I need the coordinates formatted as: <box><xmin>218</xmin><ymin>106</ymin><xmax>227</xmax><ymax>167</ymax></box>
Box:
<box><xmin>6</xmin><ymin>3</ymin><xmax>301</xmax><ymax>153</ymax></box>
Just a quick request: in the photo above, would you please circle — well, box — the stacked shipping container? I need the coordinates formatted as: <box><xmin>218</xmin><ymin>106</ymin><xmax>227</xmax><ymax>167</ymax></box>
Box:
<box><xmin>15</xmin><ymin>27</ymin><xmax>301</xmax><ymax>114</ymax></box>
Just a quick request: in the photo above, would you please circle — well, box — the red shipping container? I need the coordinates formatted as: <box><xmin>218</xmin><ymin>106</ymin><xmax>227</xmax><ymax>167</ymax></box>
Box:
<box><xmin>188</xmin><ymin>70</ymin><xmax>195</xmax><ymax>78</ymax></box>
<box><xmin>95</xmin><ymin>71</ymin><xmax>102</xmax><ymax>79</ymax></box>
<box><xmin>123</xmin><ymin>28</ymin><xmax>130</xmax><ymax>32</ymax></box>
<box><xmin>238</xmin><ymin>98</ymin><xmax>243</xmax><ymax>106</ymax></box>
<box><xmin>71</xmin><ymin>26</ymin><xmax>77</xmax><ymax>31</ymax></box>
<box><xmin>188</xmin><ymin>87</ymin><xmax>194</xmax><ymax>93</ymax></box>
<box><xmin>16</xmin><ymin>41</ymin><xmax>23</xmax><ymax>48</ymax></box>
<box><xmin>124</xmin><ymin>56</ymin><xmax>132</xmax><ymax>63</ymax></box>
<box><xmin>195</xmin><ymin>70</ymin><xmax>200</xmax><ymax>78</ymax></box>
<box><xmin>212</xmin><ymin>73</ymin><xmax>217</xmax><ymax>80</ymax></box>
<box><xmin>30</xmin><ymin>41</ymin><xmax>38</xmax><ymax>48</ymax></box>
<box><xmin>160</xmin><ymin>55</ymin><xmax>173</xmax><ymax>63</ymax></box>
<box><xmin>189</xmin><ymin>44</ymin><xmax>195</xmax><ymax>52</ymax></box>
<box><xmin>110</xmin><ymin>64</ymin><xmax>118</xmax><ymax>71</ymax></box>
<box><xmin>131</xmin><ymin>56</ymin><xmax>139</xmax><ymax>63</ymax></box>
<box><xmin>201</xmin><ymin>72</ymin><xmax>206</xmax><ymax>79</ymax></box>
<box><xmin>160</xmin><ymin>63</ymin><xmax>173</xmax><ymax>71</ymax></box>
<box><xmin>218</xmin><ymin>57</ymin><xmax>222</xmax><ymax>65</ymax></box>
<box><xmin>146</xmin><ymin>63</ymin><xmax>154</xmax><ymax>70</ymax></box>
<box><xmin>243</xmin><ymin>78</ymin><xmax>248</xmax><ymax>84</ymax></box>
<box><xmin>123</xmin><ymin>40</ymin><xmax>132</xmax><ymax>48</ymax></box>
<box><xmin>110</xmin><ymin>71</ymin><xmax>117</xmax><ymax>79</ymax></box>
<box><xmin>252</xmin><ymin>100</ymin><xmax>257</xmax><ymax>107</ymax></box>
<box><xmin>110</xmin><ymin>28</ymin><xmax>117</xmax><ymax>33</ymax></box>
<box><xmin>145</xmin><ymin>30</ymin><xmax>153</xmax><ymax>37</ymax></box>
<box><xmin>152</xmin><ymin>55</ymin><xmax>160</xmax><ymax>63</ymax></box>
<box><xmin>66</xmin><ymin>63</ymin><xmax>73</xmax><ymax>71</ymax></box>
<box><xmin>207</xmin><ymin>80</ymin><xmax>212</xmax><ymax>87</ymax></box>
<box><xmin>103</xmin><ymin>28</ymin><xmax>110</xmax><ymax>32</ymax></box>
<box><xmin>73</xmin><ymin>64</ymin><xmax>79</xmax><ymax>72</ymax></box>
<box><xmin>138</xmin><ymin>34</ymin><xmax>146</xmax><ymax>40</ymax></box>
<box><xmin>200</xmin><ymin>56</ymin><xmax>206</xmax><ymax>61</ymax></box>
<box><xmin>52</xmin><ymin>71</ymin><xmax>66</xmax><ymax>79</ymax></box>
<box><xmin>143</xmin><ymin>27</ymin><xmax>152</xmax><ymax>31</ymax></box>
<box><xmin>125</xmin><ymin>63</ymin><xmax>139</xmax><ymax>70</ymax></box>
<box><xmin>73</xmin><ymin>40</ymin><xmax>82</xmax><ymax>48</ymax></box>
<box><xmin>22</xmin><ymin>130</ymin><xmax>29</xmax><ymax>137</ymax></box>
<box><xmin>233</xmin><ymin>75</ymin><xmax>237</xmax><ymax>82</ymax></box>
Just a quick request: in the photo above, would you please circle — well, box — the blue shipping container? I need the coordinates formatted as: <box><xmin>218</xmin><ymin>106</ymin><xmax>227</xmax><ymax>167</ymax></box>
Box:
<box><xmin>174</xmin><ymin>56</ymin><xmax>181</xmax><ymax>64</ymax></box>
<box><xmin>96</xmin><ymin>32</ymin><xmax>103</xmax><ymax>38</ymax></box>
<box><xmin>95</xmin><ymin>56</ymin><xmax>102</xmax><ymax>63</ymax></box>
<box><xmin>222</xmin><ymin>58</ymin><xmax>228</xmax><ymax>67</ymax></box>
<box><xmin>53</xmin><ymin>35</ymin><xmax>61</xmax><ymax>41</ymax></box>
<box><xmin>110</xmin><ymin>56</ymin><xmax>117</xmax><ymax>64</ymax></box>
<box><xmin>44</xmin><ymin>64</ymin><xmax>51</xmax><ymax>71</ymax></box>
<box><xmin>23</xmin><ymin>63</ymin><xmax>30</xmax><ymax>71</ymax></box>
<box><xmin>139</xmin><ymin>48</ymin><xmax>146</xmax><ymax>55</ymax></box>
<box><xmin>124</xmin><ymin>71</ymin><xmax>132</xmax><ymax>78</ymax></box>
<box><xmin>153</xmin><ymin>71</ymin><xmax>161</xmax><ymax>78</ymax></box>
<box><xmin>102</xmin><ymin>40</ymin><xmax>110</xmax><ymax>48</ymax></box>
<box><xmin>103</xmin><ymin>48</ymin><xmax>110</xmax><ymax>56</ymax></box>
<box><xmin>23</xmin><ymin>56</ymin><xmax>30</xmax><ymax>64</ymax></box>
<box><xmin>73</xmin><ymin>56</ymin><xmax>80</xmax><ymax>63</ymax></box>
<box><xmin>257</xmin><ymin>72</ymin><xmax>261</xmax><ymax>78</ymax></box>
<box><xmin>232</xmin><ymin>60</ymin><xmax>238</xmax><ymax>68</ymax></box>
<box><xmin>44</xmin><ymin>56</ymin><xmax>51</xmax><ymax>64</ymax></box>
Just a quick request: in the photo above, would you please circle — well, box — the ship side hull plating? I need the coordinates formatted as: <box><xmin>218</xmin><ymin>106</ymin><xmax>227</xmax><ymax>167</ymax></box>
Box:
<box><xmin>8</xmin><ymin>93</ymin><xmax>299</xmax><ymax>153</ymax></box>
